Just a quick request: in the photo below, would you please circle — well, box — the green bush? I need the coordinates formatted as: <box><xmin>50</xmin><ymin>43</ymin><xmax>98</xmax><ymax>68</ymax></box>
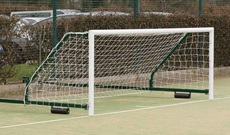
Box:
<box><xmin>27</xmin><ymin>13</ymin><xmax>230</xmax><ymax>67</ymax></box>
<box><xmin>1</xmin><ymin>12</ymin><xmax>230</xmax><ymax>68</ymax></box>
<box><xmin>202</xmin><ymin>14</ymin><xmax>230</xmax><ymax>66</ymax></box>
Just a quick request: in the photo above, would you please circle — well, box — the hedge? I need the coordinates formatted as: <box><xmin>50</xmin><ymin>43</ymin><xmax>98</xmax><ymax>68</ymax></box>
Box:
<box><xmin>0</xmin><ymin>4</ymin><xmax>51</xmax><ymax>16</ymax></box>
<box><xmin>0</xmin><ymin>13</ymin><xmax>230</xmax><ymax>67</ymax></box>
<box><xmin>23</xmin><ymin>13</ymin><xmax>230</xmax><ymax>67</ymax></box>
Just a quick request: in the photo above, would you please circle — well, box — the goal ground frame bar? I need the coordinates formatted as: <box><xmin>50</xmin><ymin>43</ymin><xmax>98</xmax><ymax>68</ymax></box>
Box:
<box><xmin>36</xmin><ymin>81</ymin><xmax>209</xmax><ymax>94</ymax></box>
<box><xmin>0</xmin><ymin>77</ymin><xmax>88</xmax><ymax>110</ymax></box>
<box><xmin>88</xmin><ymin>28</ymin><xmax>214</xmax><ymax>116</ymax></box>
<box><xmin>0</xmin><ymin>99</ymin><xmax>88</xmax><ymax>109</ymax></box>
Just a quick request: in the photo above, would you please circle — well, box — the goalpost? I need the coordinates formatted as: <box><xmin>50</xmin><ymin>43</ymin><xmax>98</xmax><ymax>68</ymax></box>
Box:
<box><xmin>87</xmin><ymin>28</ymin><xmax>214</xmax><ymax>115</ymax></box>
<box><xmin>0</xmin><ymin>28</ymin><xmax>214</xmax><ymax>116</ymax></box>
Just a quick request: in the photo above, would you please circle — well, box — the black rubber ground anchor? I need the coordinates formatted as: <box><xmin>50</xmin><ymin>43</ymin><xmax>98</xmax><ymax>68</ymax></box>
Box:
<box><xmin>51</xmin><ymin>107</ymin><xmax>70</xmax><ymax>114</ymax></box>
<box><xmin>174</xmin><ymin>92</ymin><xmax>191</xmax><ymax>99</ymax></box>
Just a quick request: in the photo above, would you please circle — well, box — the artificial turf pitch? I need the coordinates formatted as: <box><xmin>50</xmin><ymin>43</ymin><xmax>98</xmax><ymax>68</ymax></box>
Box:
<box><xmin>0</xmin><ymin>77</ymin><xmax>230</xmax><ymax>135</ymax></box>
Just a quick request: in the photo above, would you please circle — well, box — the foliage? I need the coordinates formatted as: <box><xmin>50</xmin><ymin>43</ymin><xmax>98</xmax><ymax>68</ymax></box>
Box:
<box><xmin>0</xmin><ymin>4</ymin><xmax>51</xmax><ymax>16</ymax></box>
<box><xmin>0</xmin><ymin>16</ymin><xmax>21</xmax><ymax>84</ymax></box>
<box><xmin>8</xmin><ymin>64</ymin><xmax>38</xmax><ymax>82</ymax></box>
<box><xmin>24</xmin><ymin>12</ymin><xmax>230</xmax><ymax>67</ymax></box>
<box><xmin>0</xmin><ymin>4</ymin><xmax>230</xmax><ymax>84</ymax></box>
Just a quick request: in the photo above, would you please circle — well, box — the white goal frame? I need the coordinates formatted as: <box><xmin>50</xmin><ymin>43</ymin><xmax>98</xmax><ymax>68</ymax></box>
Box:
<box><xmin>88</xmin><ymin>28</ymin><xmax>214</xmax><ymax>116</ymax></box>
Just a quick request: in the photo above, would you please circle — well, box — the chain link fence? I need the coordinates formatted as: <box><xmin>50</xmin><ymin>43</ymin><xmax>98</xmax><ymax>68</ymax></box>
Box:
<box><xmin>0</xmin><ymin>0</ymin><xmax>230</xmax><ymax>85</ymax></box>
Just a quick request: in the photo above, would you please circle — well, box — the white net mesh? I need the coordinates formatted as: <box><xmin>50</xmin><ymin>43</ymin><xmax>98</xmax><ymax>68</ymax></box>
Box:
<box><xmin>154</xmin><ymin>33</ymin><xmax>209</xmax><ymax>90</ymax></box>
<box><xmin>26</xmin><ymin>33</ymin><xmax>89</xmax><ymax>106</ymax></box>
<box><xmin>26</xmin><ymin>31</ymin><xmax>210</xmax><ymax>106</ymax></box>
<box><xmin>93</xmin><ymin>33</ymin><xmax>186</xmax><ymax>97</ymax></box>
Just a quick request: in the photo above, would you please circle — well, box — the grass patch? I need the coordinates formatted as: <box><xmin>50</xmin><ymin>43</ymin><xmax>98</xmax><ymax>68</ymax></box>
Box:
<box><xmin>8</xmin><ymin>64</ymin><xmax>38</xmax><ymax>82</ymax></box>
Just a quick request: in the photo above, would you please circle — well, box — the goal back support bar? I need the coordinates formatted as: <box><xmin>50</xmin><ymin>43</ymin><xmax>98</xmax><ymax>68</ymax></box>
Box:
<box><xmin>149</xmin><ymin>33</ymin><xmax>189</xmax><ymax>88</ymax></box>
<box><xmin>0</xmin><ymin>34</ymin><xmax>88</xmax><ymax>110</ymax></box>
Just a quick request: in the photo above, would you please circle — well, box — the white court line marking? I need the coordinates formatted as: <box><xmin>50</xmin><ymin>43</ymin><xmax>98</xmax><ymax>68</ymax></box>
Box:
<box><xmin>1</xmin><ymin>96</ymin><xmax>230</xmax><ymax>129</ymax></box>
<box><xmin>136</xmin><ymin>106</ymin><xmax>149</xmax><ymax>108</ymax></box>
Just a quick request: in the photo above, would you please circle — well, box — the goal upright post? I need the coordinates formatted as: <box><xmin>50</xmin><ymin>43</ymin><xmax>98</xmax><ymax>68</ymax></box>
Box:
<box><xmin>209</xmin><ymin>29</ymin><xmax>214</xmax><ymax>100</ymax></box>
<box><xmin>89</xmin><ymin>31</ymin><xmax>95</xmax><ymax>116</ymax></box>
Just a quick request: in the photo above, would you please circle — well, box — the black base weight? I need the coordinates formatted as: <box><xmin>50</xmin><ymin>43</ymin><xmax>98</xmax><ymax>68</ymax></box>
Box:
<box><xmin>51</xmin><ymin>107</ymin><xmax>70</xmax><ymax>114</ymax></box>
<box><xmin>174</xmin><ymin>92</ymin><xmax>191</xmax><ymax>99</ymax></box>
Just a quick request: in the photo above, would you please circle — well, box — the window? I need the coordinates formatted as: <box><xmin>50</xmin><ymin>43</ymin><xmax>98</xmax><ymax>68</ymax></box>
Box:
<box><xmin>57</xmin><ymin>11</ymin><xmax>65</xmax><ymax>15</ymax></box>
<box><xmin>13</xmin><ymin>12</ymin><xmax>51</xmax><ymax>18</ymax></box>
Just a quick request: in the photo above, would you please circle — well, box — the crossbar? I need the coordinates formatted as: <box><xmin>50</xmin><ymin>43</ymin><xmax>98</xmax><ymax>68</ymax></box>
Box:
<box><xmin>90</xmin><ymin>28</ymin><xmax>214</xmax><ymax>35</ymax></box>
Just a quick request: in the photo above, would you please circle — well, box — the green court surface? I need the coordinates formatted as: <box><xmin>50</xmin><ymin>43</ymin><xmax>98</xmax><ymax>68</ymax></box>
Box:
<box><xmin>0</xmin><ymin>77</ymin><xmax>230</xmax><ymax>135</ymax></box>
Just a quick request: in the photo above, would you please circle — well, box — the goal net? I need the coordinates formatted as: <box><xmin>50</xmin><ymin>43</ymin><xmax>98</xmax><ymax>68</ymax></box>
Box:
<box><xmin>24</xmin><ymin>28</ymin><xmax>214</xmax><ymax>115</ymax></box>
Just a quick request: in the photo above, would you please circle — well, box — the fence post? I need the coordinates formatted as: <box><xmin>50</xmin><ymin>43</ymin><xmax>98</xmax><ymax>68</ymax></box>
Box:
<box><xmin>134</xmin><ymin>0</ymin><xmax>141</xmax><ymax>18</ymax></box>
<box><xmin>53</xmin><ymin>0</ymin><xmax>57</xmax><ymax>79</ymax></box>
<box><xmin>53</xmin><ymin>0</ymin><xmax>57</xmax><ymax>47</ymax></box>
<box><xmin>198</xmin><ymin>0</ymin><xmax>203</xmax><ymax>68</ymax></box>
<box><xmin>199</xmin><ymin>0</ymin><xmax>202</xmax><ymax>19</ymax></box>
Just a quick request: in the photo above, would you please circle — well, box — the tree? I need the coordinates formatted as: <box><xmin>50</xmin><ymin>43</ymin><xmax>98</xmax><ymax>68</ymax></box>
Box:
<box><xmin>0</xmin><ymin>16</ymin><xmax>20</xmax><ymax>84</ymax></box>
